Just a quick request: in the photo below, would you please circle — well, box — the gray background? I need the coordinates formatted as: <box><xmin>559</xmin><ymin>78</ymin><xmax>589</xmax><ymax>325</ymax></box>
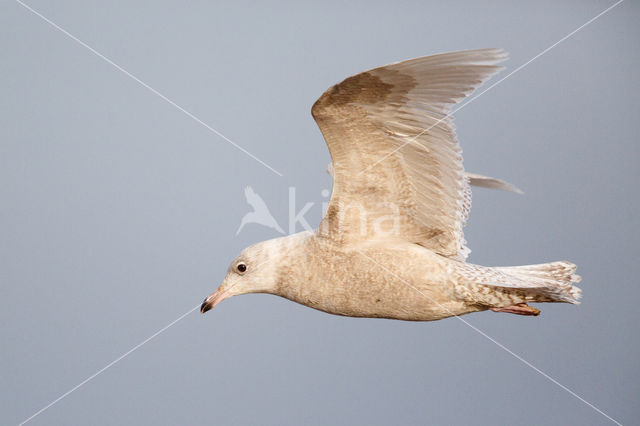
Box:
<box><xmin>1</xmin><ymin>0</ymin><xmax>638</xmax><ymax>425</ymax></box>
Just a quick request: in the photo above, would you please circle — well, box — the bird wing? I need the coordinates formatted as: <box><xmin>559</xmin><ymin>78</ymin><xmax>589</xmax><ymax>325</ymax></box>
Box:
<box><xmin>327</xmin><ymin>162</ymin><xmax>521</xmax><ymax>194</ymax></box>
<box><xmin>465</xmin><ymin>172</ymin><xmax>522</xmax><ymax>194</ymax></box>
<box><xmin>313</xmin><ymin>48</ymin><xmax>507</xmax><ymax>259</ymax></box>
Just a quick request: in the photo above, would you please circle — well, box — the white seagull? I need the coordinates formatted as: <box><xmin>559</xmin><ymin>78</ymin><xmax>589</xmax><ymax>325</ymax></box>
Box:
<box><xmin>203</xmin><ymin>48</ymin><xmax>581</xmax><ymax>320</ymax></box>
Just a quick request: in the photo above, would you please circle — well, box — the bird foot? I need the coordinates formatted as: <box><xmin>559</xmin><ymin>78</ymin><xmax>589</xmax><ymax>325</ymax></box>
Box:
<box><xmin>491</xmin><ymin>303</ymin><xmax>540</xmax><ymax>316</ymax></box>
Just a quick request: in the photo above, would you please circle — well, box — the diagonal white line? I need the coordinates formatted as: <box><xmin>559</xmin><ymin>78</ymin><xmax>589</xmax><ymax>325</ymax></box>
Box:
<box><xmin>452</xmin><ymin>0</ymin><xmax>624</xmax><ymax>119</ymax></box>
<box><xmin>17</xmin><ymin>305</ymin><xmax>199</xmax><ymax>426</ymax></box>
<box><xmin>14</xmin><ymin>0</ymin><xmax>283</xmax><ymax>177</ymax></box>
<box><xmin>357</xmin><ymin>0</ymin><xmax>624</xmax><ymax>177</ymax></box>
<box><xmin>11</xmin><ymin>1</ymin><xmax>625</xmax><ymax>426</ymax></box>
<box><xmin>17</xmin><ymin>257</ymin><xmax>276</xmax><ymax>425</ymax></box>
<box><xmin>355</xmin><ymin>250</ymin><xmax>621</xmax><ymax>425</ymax></box>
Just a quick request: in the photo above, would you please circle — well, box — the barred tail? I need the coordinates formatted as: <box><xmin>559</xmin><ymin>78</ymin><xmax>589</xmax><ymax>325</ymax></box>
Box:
<box><xmin>495</xmin><ymin>261</ymin><xmax>582</xmax><ymax>304</ymax></box>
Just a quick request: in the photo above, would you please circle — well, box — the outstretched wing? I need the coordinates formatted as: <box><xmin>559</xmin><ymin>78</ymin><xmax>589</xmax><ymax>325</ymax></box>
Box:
<box><xmin>313</xmin><ymin>49</ymin><xmax>507</xmax><ymax>260</ymax></box>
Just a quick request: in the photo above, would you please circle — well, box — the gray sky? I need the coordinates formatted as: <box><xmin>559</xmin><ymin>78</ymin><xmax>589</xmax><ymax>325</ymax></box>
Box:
<box><xmin>1</xmin><ymin>1</ymin><xmax>638</xmax><ymax>425</ymax></box>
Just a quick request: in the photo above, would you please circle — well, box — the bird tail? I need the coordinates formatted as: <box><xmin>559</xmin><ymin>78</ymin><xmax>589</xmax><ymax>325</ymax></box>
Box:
<box><xmin>495</xmin><ymin>261</ymin><xmax>582</xmax><ymax>304</ymax></box>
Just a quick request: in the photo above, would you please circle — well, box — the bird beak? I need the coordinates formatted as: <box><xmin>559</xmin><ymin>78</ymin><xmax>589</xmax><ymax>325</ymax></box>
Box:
<box><xmin>200</xmin><ymin>288</ymin><xmax>231</xmax><ymax>314</ymax></box>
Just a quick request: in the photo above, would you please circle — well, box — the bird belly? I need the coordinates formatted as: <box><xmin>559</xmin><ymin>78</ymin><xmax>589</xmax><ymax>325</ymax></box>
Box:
<box><xmin>281</xmin><ymin>243</ymin><xmax>483</xmax><ymax>321</ymax></box>
<box><xmin>294</xmin><ymin>278</ymin><xmax>481</xmax><ymax>321</ymax></box>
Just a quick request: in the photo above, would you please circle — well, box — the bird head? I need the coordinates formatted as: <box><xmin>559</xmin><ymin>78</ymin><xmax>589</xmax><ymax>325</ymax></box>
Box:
<box><xmin>200</xmin><ymin>238</ymin><xmax>282</xmax><ymax>314</ymax></box>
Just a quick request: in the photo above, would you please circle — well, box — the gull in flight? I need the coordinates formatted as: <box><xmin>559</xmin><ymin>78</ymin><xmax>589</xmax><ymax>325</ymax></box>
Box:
<box><xmin>202</xmin><ymin>48</ymin><xmax>581</xmax><ymax>320</ymax></box>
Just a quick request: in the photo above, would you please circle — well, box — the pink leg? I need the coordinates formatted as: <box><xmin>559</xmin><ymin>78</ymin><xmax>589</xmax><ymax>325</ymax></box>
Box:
<box><xmin>491</xmin><ymin>303</ymin><xmax>541</xmax><ymax>316</ymax></box>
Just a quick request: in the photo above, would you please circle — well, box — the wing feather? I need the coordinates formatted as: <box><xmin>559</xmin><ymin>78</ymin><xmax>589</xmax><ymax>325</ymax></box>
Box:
<box><xmin>313</xmin><ymin>49</ymin><xmax>507</xmax><ymax>259</ymax></box>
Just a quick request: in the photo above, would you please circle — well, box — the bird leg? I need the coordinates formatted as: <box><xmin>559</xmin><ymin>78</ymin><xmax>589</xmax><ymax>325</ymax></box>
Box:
<box><xmin>490</xmin><ymin>303</ymin><xmax>540</xmax><ymax>316</ymax></box>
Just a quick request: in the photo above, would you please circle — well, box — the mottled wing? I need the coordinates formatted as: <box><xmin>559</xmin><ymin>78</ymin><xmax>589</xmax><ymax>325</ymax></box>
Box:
<box><xmin>327</xmin><ymin>162</ymin><xmax>523</xmax><ymax>195</ymax></box>
<box><xmin>313</xmin><ymin>49</ymin><xmax>507</xmax><ymax>259</ymax></box>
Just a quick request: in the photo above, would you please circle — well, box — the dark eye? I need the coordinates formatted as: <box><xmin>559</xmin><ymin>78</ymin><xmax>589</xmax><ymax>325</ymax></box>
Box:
<box><xmin>237</xmin><ymin>263</ymin><xmax>247</xmax><ymax>273</ymax></box>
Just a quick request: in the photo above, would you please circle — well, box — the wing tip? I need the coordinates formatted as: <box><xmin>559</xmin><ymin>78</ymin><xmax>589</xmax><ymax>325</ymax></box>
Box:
<box><xmin>466</xmin><ymin>173</ymin><xmax>523</xmax><ymax>194</ymax></box>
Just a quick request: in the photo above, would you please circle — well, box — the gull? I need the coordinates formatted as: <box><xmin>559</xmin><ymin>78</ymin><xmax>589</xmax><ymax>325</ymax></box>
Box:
<box><xmin>201</xmin><ymin>48</ymin><xmax>581</xmax><ymax>320</ymax></box>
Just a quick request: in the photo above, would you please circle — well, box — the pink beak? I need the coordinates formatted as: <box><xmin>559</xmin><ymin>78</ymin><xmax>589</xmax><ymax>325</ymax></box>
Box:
<box><xmin>200</xmin><ymin>288</ymin><xmax>231</xmax><ymax>314</ymax></box>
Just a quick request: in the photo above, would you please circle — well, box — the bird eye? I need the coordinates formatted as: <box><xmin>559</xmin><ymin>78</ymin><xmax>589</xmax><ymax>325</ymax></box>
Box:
<box><xmin>237</xmin><ymin>263</ymin><xmax>247</xmax><ymax>273</ymax></box>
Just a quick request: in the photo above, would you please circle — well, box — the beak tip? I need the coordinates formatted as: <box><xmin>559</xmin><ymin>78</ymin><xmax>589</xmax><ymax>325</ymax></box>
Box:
<box><xmin>200</xmin><ymin>298</ymin><xmax>212</xmax><ymax>314</ymax></box>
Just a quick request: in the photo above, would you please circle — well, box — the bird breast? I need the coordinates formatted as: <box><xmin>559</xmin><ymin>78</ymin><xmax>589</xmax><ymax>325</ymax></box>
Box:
<box><xmin>272</xmin><ymin>237</ymin><xmax>478</xmax><ymax>321</ymax></box>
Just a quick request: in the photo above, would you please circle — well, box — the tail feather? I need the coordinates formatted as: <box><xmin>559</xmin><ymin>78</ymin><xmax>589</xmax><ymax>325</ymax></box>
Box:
<box><xmin>496</xmin><ymin>261</ymin><xmax>582</xmax><ymax>304</ymax></box>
